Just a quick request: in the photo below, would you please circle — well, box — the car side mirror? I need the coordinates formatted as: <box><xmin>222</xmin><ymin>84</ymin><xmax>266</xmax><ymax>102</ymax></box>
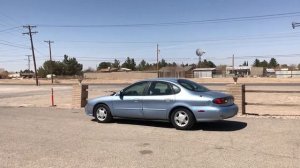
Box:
<box><xmin>119</xmin><ymin>90</ymin><xmax>124</xmax><ymax>99</ymax></box>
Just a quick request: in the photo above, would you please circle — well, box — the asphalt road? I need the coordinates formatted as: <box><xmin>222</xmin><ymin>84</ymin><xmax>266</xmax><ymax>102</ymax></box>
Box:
<box><xmin>0</xmin><ymin>107</ymin><xmax>299</xmax><ymax>168</ymax></box>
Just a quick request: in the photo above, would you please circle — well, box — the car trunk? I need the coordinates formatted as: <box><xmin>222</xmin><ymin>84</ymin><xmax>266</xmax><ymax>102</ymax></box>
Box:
<box><xmin>197</xmin><ymin>91</ymin><xmax>234</xmax><ymax>106</ymax></box>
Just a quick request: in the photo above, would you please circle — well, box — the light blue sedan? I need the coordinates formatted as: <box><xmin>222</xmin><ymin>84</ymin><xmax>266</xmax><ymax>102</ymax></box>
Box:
<box><xmin>85</xmin><ymin>78</ymin><xmax>238</xmax><ymax>130</ymax></box>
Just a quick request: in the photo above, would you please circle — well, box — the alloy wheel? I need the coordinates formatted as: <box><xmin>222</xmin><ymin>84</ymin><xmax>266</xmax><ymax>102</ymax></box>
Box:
<box><xmin>174</xmin><ymin>111</ymin><xmax>189</xmax><ymax>127</ymax></box>
<box><xmin>96</xmin><ymin>107</ymin><xmax>107</xmax><ymax>121</ymax></box>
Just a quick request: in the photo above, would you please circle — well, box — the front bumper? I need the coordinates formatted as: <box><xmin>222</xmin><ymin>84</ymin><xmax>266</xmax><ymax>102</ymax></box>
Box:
<box><xmin>85</xmin><ymin>103</ymin><xmax>94</xmax><ymax>116</ymax></box>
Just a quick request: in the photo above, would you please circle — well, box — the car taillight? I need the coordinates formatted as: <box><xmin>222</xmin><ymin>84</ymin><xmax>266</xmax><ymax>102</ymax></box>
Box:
<box><xmin>213</xmin><ymin>98</ymin><xmax>227</xmax><ymax>104</ymax></box>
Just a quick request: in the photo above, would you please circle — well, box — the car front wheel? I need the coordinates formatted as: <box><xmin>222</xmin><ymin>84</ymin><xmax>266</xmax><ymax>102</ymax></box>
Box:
<box><xmin>94</xmin><ymin>104</ymin><xmax>113</xmax><ymax>123</ymax></box>
<box><xmin>171</xmin><ymin>108</ymin><xmax>195</xmax><ymax>130</ymax></box>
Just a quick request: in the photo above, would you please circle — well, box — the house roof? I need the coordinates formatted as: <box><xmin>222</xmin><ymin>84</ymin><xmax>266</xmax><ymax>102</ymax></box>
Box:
<box><xmin>99</xmin><ymin>68</ymin><xmax>110</xmax><ymax>72</ymax></box>
<box><xmin>99</xmin><ymin>67</ymin><xmax>119</xmax><ymax>72</ymax></box>
<box><xmin>193</xmin><ymin>68</ymin><xmax>216</xmax><ymax>71</ymax></box>
<box><xmin>183</xmin><ymin>66</ymin><xmax>194</xmax><ymax>71</ymax></box>
<box><xmin>226</xmin><ymin>66</ymin><xmax>251</xmax><ymax>70</ymax></box>
<box><xmin>266</xmin><ymin>68</ymin><xmax>275</xmax><ymax>73</ymax></box>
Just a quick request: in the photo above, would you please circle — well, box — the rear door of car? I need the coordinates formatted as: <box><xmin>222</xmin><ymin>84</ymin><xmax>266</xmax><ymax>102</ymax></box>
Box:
<box><xmin>142</xmin><ymin>81</ymin><xmax>176</xmax><ymax>120</ymax></box>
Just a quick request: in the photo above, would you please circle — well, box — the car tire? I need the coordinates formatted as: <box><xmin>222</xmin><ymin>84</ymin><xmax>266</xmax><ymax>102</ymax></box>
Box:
<box><xmin>170</xmin><ymin>108</ymin><xmax>195</xmax><ymax>130</ymax></box>
<box><xmin>94</xmin><ymin>104</ymin><xmax>113</xmax><ymax>123</ymax></box>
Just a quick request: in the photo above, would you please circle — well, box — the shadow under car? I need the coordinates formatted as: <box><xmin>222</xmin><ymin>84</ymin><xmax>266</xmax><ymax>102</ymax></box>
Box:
<box><xmin>91</xmin><ymin>118</ymin><xmax>247</xmax><ymax>131</ymax></box>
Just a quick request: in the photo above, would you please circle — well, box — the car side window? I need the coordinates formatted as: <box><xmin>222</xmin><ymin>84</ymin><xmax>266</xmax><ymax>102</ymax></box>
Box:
<box><xmin>147</xmin><ymin>81</ymin><xmax>173</xmax><ymax>95</ymax></box>
<box><xmin>172</xmin><ymin>84</ymin><xmax>181</xmax><ymax>94</ymax></box>
<box><xmin>123</xmin><ymin>82</ymin><xmax>148</xmax><ymax>96</ymax></box>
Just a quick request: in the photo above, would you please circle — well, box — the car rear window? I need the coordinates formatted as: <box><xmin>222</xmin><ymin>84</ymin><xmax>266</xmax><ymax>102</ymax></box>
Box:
<box><xmin>177</xmin><ymin>79</ymin><xmax>209</xmax><ymax>92</ymax></box>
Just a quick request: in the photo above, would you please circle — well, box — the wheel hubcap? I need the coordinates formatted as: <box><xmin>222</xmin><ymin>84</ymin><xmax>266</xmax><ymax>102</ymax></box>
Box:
<box><xmin>96</xmin><ymin>107</ymin><xmax>107</xmax><ymax>121</ymax></box>
<box><xmin>174</xmin><ymin>111</ymin><xmax>189</xmax><ymax>127</ymax></box>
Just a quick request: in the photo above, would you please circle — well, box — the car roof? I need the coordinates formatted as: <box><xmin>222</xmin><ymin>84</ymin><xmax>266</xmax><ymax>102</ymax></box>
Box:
<box><xmin>140</xmin><ymin>78</ymin><xmax>179</xmax><ymax>83</ymax></box>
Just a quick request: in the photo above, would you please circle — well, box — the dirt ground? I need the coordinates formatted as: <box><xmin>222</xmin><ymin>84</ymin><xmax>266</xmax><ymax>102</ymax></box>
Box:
<box><xmin>1</xmin><ymin>107</ymin><xmax>299</xmax><ymax>168</ymax></box>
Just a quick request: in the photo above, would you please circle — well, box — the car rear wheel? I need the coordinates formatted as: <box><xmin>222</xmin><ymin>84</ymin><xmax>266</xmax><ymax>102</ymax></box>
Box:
<box><xmin>94</xmin><ymin>104</ymin><xmax>113</xmax><ymax>123</ymax></box>
<box><xmin>171</xmin><ymin>108</ymin><xmax>195</xmax><ymax>130</ymax></box>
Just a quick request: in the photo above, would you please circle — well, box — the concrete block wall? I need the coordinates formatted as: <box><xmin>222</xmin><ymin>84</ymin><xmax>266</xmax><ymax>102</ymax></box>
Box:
<box><xmin>226</xmin><ymin>84</ymin><xmax>245</xmax><ymax>114</ymax></box>
<box><xmin>72</xmin><ymin>84</ymin><xmax>88</xmax><ymax>108</ymax></box>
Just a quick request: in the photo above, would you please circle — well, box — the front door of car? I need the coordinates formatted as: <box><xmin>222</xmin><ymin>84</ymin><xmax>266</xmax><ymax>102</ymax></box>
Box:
<box><xmin>113</xmin><ymin>81</ymin><xmax>149</xmax><ymax>118</ymax></box>
<box><xmin>142</xmin><ymin>81</ymin><xmax>176</xmax><ymax>120</ymax></box>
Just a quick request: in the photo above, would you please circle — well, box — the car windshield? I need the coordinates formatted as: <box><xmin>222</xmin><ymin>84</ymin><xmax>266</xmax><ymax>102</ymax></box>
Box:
<box><xmin>177</xmin><ymin>79</ymin><xmax>209</xmax><ymax>92</ymax></box>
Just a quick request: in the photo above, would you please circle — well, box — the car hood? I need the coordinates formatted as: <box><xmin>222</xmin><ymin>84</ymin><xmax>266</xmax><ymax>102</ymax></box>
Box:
<box><xmin>88</xmin><ymin>95</ymin><xmax>114</xmax><ymax>103</ymax></box>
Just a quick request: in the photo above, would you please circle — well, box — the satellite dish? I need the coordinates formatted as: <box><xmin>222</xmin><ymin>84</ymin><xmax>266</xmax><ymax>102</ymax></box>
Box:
<box><xmin>196</xmin><ymin>49</ymin><xmax>205</xmax><ymax>56</ymax></box>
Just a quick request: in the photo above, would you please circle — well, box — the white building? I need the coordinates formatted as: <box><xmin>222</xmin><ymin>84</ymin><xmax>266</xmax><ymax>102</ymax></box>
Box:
<box><xmin>8</xmin><ymin>72</ymin><xmax>21</xmax><ymax>78</ymax></box>
<box><xmin>193</xmin><ymin>68</ymin><xmax>216</xmax><ymax>78</ymax></box>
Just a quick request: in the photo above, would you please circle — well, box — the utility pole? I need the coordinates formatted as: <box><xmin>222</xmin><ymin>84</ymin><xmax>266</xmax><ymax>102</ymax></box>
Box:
<box><xmin>44</xmin><ymin>40</ymin><xmax>54</xmax><ymax>84</ymax></box>
<box><xmin>25</xmin><ymin>55</ymin><xmax>32</xmax><ymax>70</ymax></box>
<box><xmin>23</xmin><ymin>25</ymin><xmax>38</xmax><ymax>86</ymax></box>
<box><xmin>156</xmin><ymin>44</ymin><xmax>159</xmax><ymax>77</ymax></box>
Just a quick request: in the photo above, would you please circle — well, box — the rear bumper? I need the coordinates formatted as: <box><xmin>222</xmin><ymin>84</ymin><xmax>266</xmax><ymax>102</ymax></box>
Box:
<box><xmin>192</xmin><ymin>104</ymin><xmax>238</xmax><ymax>122</ymax></box>
<box><xmin>220</xmin><ymin>105</ymin><xmax>238</xmax><ymax>119</ymax></box>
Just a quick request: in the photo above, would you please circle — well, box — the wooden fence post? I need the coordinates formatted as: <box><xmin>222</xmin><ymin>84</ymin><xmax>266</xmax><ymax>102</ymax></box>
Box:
<box><xmin>72</xmin><ymin>84</ymin><xmax>88</xmax><ymax>108</ymax></box>
<box><xmin>226</xmin><ymin>84</ymin><xmax>245</xmax><ymax>114</ymax></box>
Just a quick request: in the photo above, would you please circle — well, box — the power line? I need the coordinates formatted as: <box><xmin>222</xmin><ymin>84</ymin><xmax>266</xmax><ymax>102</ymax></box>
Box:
<box><xmin>0</xmin><ymin>40</ymin><xmax>30</xmax><ymax>48</ymax></box>
<box><xmin>36</xmin><ymin>11</ymin><xmax>300</xmax><ymax>28</ymax></box>
<box><xmin>53</xmin><ymin>31</ymin><xmax>300</xmax><ymax>45</ymax></box>
<box><xmin>34</xmin><ymin>48</ymin><xmax>49</xmax><ymax>58</ymax></box>
<box><xmin>226</xmin><ymin>53</ymin><xmax>300</xmax><ymax>59</ymax></box>
<box><xmin>0</xmin><ymin>41</ymin><xmax>30</xmax><ymax>49</ymax></box>
<box><xmin>0</xmin><ymin>26</ymin><xmax>22</xmax><ymax>33</ymax></box>
<box><xmin>0</xmin><ymin>11</ymin><xmax>22</xmax><ymax>26</ymax></box>
<box><xmin>49</xmin><ymin>53</ymin><xmax>300</xmax><ymax>60</ymax></box>
<box><xmin>0</xmin><ymin>59</ymin><xmax>27</xmax><ymax>63</ymax></box>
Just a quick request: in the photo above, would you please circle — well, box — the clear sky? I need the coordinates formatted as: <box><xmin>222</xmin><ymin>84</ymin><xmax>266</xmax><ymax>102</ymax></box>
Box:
<box><xmin>1</xmin><ymin>0</ymin><xmax>300</xmax><ymax>71</ymax></box>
